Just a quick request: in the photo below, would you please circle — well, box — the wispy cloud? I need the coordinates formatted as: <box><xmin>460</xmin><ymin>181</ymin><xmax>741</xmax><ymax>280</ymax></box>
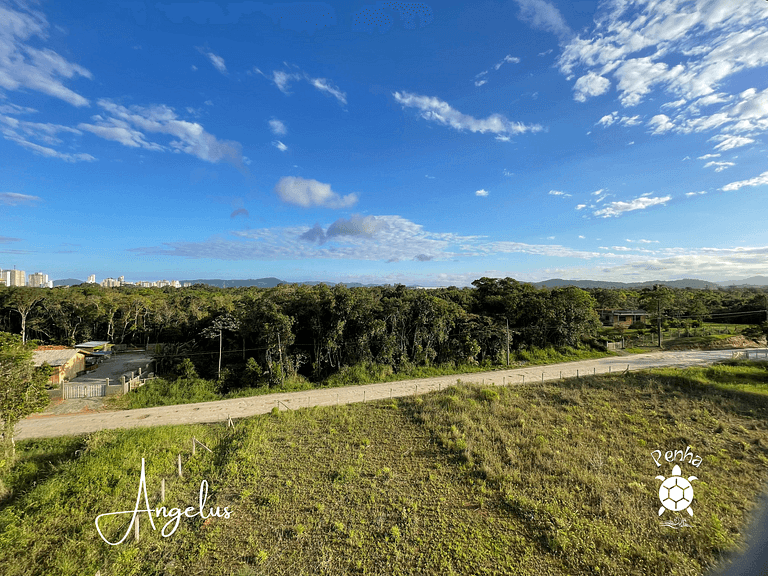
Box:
<box><xmin>512</xmin><ymin>0</ymin><xmax>572</xmax><ymax>41</ymax></box>
<box><xmin>0</xmin><ymin>236</ymin><xmax>22</xmax><ymax>243</ymax></box>
<box><xmin>558</xmin><ymin>1</ymin><xmax>768</xmax><ymax>154</ymax></box>
<box><xmin>272</xmin><ymin>140</ymin><xmax>288</xmax><ymax>152</ymax></box>
<box><xmin>268</xmin><ymin>118</ymin><xmax>287</xmax><ymax>135</ymax></box>
<box><xmin>593</xmin><ymin>195</ymin><xmax>672</xmax><ymax>218</ymax></box>
<box><xmin>721</xmin><ymin>170</ymin><xmax>768</xmax><ymax>192</ymax></box>
<box><xmin>78</xmin><ymin>99</ymin><xmax>245</xmax><ymax>167</ymax></box>
<box><xmin>475</xmin><ymin>54</ymin><xmax>520</xmax><ymax>86</ymax></box>
<box><xmin>274</xmin><ymin>176</ymin><xmax>358</xmax><ymax>208</ymax></box>
<box><xmin>262</xmin><ymin>67</ymin><xmax>347</xmax><ymax>106</ymax></box>
<box><xmin>393</xmin><ymin>91</ymin><xmax>544</xmax><ymax>139</ymax></box>
<box><xmin>0</xmin><ymin>192</ymin><xmax>42</xmax><ymax>206</ymax></box>
<box><xmin>548</xmin><ymin>189</ymin><xmax>571</xmax><ymax>197</ymax></box>
<box><xmin>0</xmin><ymin>1</ymin><xmax>92</xmax><ymax>106</ymax></box>
<box><xmin>197</xmin><ymin>47</ymin><xmax>227</xmax><ymax>75</ymax></box>
<box><xmin>230</xmin><ymin>208</ymin><xmax>248</xmax><ymax>218</ymax></box>
<box><xmin>704</xmin><ymin>160</ymin><xmax>735</xmax><ymax>172</ymax></box>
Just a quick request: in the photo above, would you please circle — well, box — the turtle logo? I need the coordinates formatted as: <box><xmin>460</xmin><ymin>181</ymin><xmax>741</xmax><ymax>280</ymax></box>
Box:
<box><xmin>656</xmin><ymin>464</ymin><xmax>698</xmax><ymax>517</ymax></box>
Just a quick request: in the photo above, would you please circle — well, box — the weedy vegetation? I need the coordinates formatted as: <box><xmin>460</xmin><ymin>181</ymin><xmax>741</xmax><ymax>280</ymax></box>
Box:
<box><xmin>2</xmin><ymin>361</ymin><xmax>768</xmax><ymax>575</ymax></box>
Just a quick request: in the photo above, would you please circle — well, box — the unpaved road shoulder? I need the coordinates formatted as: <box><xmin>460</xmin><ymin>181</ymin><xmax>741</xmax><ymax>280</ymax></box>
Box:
<box><xmin>16</xmin><ymin>349</ymin><xmax>757</xmax><ymax>440</ymax></box>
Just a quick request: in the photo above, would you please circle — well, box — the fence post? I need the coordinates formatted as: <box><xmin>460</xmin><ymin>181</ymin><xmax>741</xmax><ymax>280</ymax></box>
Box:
<box><xmin>122</xmin><ymin>376</ymin><xmax>127</xmax><ymax>394</ymax></box>
<box><xmin>161</xmin><ymin>478</ymin><xmax>165</xmax><ymax>502</ymax></box>
<box><xmin>178</xmin><ymin>454</ymin><xmax>182</xmax><ymax>478</ymax></box>
<box><xmin>105</xmin><ymin>378</ymin><xmax>109</xmax><ymax>387</ymax></box>
<box><xmin>192</xmin><ymin>437</ymin><xmax>196</xmax><ymax>456</ymax></box>
<box><xmin>135</xmin><ymin>514</ymin><xmax>139</xmax><ymax>542</ymax></box>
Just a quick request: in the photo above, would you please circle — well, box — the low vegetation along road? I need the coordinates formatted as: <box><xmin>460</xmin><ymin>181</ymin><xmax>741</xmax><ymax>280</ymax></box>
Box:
<box><xmin>16</xmin><ymin>349</ymin><xmax>763</xmax><ymax>440</ymax></box>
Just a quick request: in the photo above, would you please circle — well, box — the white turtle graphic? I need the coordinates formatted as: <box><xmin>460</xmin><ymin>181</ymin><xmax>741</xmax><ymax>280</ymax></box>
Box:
<box><xmin>656</xmin><ymin>464</ymin><xmax>698</xmax><ymax>516</ymax></box>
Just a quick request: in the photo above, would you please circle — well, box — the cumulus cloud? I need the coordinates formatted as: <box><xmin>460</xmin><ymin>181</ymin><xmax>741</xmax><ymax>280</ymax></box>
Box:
<box><xmin>268</xmin><ymin>118</ymin><xmax>287</xmax><ymax>135</ymax></box>
<box><xmin>0</xmin><ymin>1</ymin><xmax>92</xmax><ymax>106</ymax></box>
<box><xmin>475</xmin><ymin>189</ymin><xmax>489</xmax><ymax>197</ymax></box>
<box><xmin>274</xmin><ymin>176</ymin><xmax>358</xmax><ymax>208</ymax></box>
<box><xmin>548</xmin><ymin>190</ymin><xmax>571</xmax><ymax>197</ymax></box>
<box><xmin>393</xmin><ymin>91</ymin><xmax>543</xmax><ymax>139</ymax></box>
<box><xmin>593</xmin><ymin>195</ymin><xmax>672</xmax><ymax>218</ymax></box>
<box><xmin>0</xmin><ymin>192</ymin><xmax>41</xmax><ymax>205</ymax></box>
<box><xmin>721</xmin><ymin>171</ymin><xmax>768</xmax><ymax>192</ymax></box>
<box><xmin>573</xmin><ymin>71</ymin><xmax>610</xmax><ymax>102</ymax></box>
<box><xmin>78</xmin><ymin>100</ymin><xmax>244</xmax><ymax>166</ymax></box>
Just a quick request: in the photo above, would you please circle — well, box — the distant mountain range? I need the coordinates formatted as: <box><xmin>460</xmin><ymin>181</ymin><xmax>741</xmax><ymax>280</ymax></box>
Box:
<box><xmin>51</xmin><ymin>276</ymin><xmax>768</xmax><ymax>289</ymax></box>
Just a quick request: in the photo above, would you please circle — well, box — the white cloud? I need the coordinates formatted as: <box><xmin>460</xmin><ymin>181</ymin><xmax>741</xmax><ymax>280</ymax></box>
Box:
<box><xmin>573</xmin><ymin>71</ymin><xmax>610</xmax><ymax>102</ymax></box>
<box><xmin>710</xmin><ymin>134</ymin><xmax>755</xmax><ymax>151</ymax></box>
<box><xmin>0</xmin><ymin>2</ymin><xmax>92</xmax><ymax>106</ymax></box>
<box><xmin>597</xmin><ymin>111</ymin><xmax>618</xmax><ymax>127</ymax></box>
<box><xmin>556</xmin><ymin>0</ymin><xmax>768</xmax><ymax>153</ymax></box>
<box><xmin>548</xmin><ymin>189</ymin><xmax>571</xmax><ymax>197</ymax></box>
<box><xmin>266</xmin><ymin>68</ymin><xmax>346</xmax><ymax>105</ymax></box>
<box><xmin>393</xmin><ymin>91</ymin><xmax>543</xmax><ymax>139</ymax></box>
<box><xmin>0</xmin><ymin>192</ymin><xmax>41</xmax><ymax>205</ymax></box>
<box><xmin>704</xmin><ymin>160</ymin><xmax>735</xmax><ymax>172</ymax></box>
<box><xmin>79</xmin><ymin>100</ymin><xmax>244</xmax><ymax>166</ymax></box>
<box><xmin>578</xmin><ymin>235</ymin><xmax>585</xmax><ymax>239</ymax></box>
<box><xmin>494</xmin><ymin>54</ymin><xmax>520</xmax><ymax>70</ymax></box>
<box><xmin>512</xmin><ymin>0</ymin><xmax>572</xmax><ymax>40</ymax></box>
<box><xmin>274</xmin><ymin>176</ymin><xmax>358</xmax><ymax>208</ymax></box>
<box><xmin>269</xmin><ymin>118</ymin><xmax>288</xmax><ymax>136</ymax></box>
<box><xmin>575</xmin><ymin>204</ymin><xmax>587</xmax><ymax>210</ymax></box>
<box><xmin>721</xmin><ymin>170</ymin><xmax>768</xmax><ymax>192</ymax></box>
<box><xmin>474</xmin><ymin>79</ymin><xmax>488</xmax><ymax>87</ymax></box>
<box><xmin>3</xmin><ymin>135</ymin><xmax>95</xmax><ymax>162</ymax></box>
<box><xmin>593</xmin><ymin>195</ymin><xmax>672</xmax><ymax>218</ymax></box>
<box><xmin>272</xmin><ymin>140</ymin><xmax>287</xmax><ymax>152</ymax></box>
<box><xmin>475</xmin><ymin>189</ymin><xmax>489</xmax><ymax>197</ymax></box>
<box><xmin>0</xmin><ymin>114</ymin><xmax>94</xmax><ymax>161</ymax></box>
<box><xmin>698</xmin><ymin>153</ymin><xmax>720</xmax><ymax>159</ymax></box>
<box><xmin>647</xmin><ymin>114</ymin><xmax>675</xmax><ymax>134</ymax></box>
<box><xmin>197</xmin><ymin>48</ymin><xmax>226</xmax><ymax>74</ymax></box>
<box><xmin>685</xmin><ymin>191</ymin><xmax>707</xmax><ymax>196</ymax></box>
<box><xmin>307</xmin><ymin>76</ymin><xmax>347</xmax><ymax>105</ymax></box>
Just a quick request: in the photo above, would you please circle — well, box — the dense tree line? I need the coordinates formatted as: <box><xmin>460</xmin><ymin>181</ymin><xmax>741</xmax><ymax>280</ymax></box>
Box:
<box><xmin>1</xmin><ymin>280</ymin><xmax>766</xmax><ymax>387</ymax></box>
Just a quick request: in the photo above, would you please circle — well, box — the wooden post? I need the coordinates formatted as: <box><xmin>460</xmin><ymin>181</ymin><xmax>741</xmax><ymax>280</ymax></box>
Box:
<box><xmin>192</xmin><ymin>437</ymin><xmax>196</xmax><ymax>456</ymax></box>
<box><xmin>577</xmin><ymin>370</ymin><xmax>579</xmax><ymax>378</ymax></box>
<box><xmin>135</xmin><ymin>514</ymin><xmax>139</xmax><ymax>542</ymax></box>
<box><xmin>161</xmin><ymin>478</ymin><xmax>165</xmax><ymax>502</ymax></box>
<box><xmin>506</xmin><ymin>318</ymin><xmax>510</xmax><ymax>366</ymax></box>
<box><xmin>138</xmin><ymin>367</ymin><xmax>142</xmax><ymax>376</ymax></box>
<box><xmin>363</xmin><ymin>391</ymin><xmax>365</xmax><ymax>403</ymax></box>
<box><xmin>178</xmin><ymin>454</ymin><xmax>182</xmax><ymax>478</ymax></box>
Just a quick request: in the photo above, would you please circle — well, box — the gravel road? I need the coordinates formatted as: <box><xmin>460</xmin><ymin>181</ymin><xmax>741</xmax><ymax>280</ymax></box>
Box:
<box><xmin>16</xmin><ymin>349</ymin><xmax>762</xmax><ymax>440</ymax></box>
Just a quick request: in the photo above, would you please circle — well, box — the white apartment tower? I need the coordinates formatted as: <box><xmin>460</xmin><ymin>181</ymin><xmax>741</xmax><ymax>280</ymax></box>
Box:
<box><xmin>27</xmin><ymin>272</ymin><xmax>49</xmax><ymax>288</ymax></box>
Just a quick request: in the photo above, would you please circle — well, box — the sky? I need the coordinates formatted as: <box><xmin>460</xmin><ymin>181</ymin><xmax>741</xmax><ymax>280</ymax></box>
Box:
<box><xmin>1</xmin><ymin>0</ymin><xmax>768</xmax><ymax>286</ymax></box>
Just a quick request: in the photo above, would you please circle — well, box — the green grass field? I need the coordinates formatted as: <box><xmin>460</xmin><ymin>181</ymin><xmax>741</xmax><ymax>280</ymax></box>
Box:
<box><xmin>3</xmin><ymin>361</ymin><xmax>768</xmax><ymax>575</ymax></box>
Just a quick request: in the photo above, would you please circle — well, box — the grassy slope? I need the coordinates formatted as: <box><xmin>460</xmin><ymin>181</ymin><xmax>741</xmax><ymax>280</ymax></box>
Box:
<box><xmin>2</xmin><ymin>362</ymin><xmax>768</xmax><ymax>575</ymax></box>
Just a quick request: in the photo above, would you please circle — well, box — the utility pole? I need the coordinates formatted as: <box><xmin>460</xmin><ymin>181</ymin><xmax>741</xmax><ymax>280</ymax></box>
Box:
<box><xmin>656</xmin><ymin>285</ymin><xmax>662</xmax><ymax>348</ymax></box>
<box><xmin>506</xmin><ymin>318</ymin><xmax>510</xmax><ymax>366</ymax></box>
<box><xmin>277</xmin><ymin>331</ymin><xmax>284</xmax><ymax>385</ymax></box>
<box><xmin>218</xmin><ymin>328</ymin><xmax>223</xmax><ymax>378</ymax></box>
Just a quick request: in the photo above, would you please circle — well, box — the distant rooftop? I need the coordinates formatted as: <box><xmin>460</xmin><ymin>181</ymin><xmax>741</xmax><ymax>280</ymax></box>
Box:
<box><xmin>75</xmin><ymin>341</ymin><xmax>111</xmax><ymax>348</ymax></box>
<box><xmin>33</xmin><ymin>348</ymin><xmax>83</xmax><ymax>367</ymax></box>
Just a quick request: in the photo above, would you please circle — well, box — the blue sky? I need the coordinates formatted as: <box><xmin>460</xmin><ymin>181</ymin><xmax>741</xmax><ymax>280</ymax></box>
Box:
<box><xmin>1</xmin><ymin>0</ymin><xmax>767</xmax><ymax>286</ymax></box>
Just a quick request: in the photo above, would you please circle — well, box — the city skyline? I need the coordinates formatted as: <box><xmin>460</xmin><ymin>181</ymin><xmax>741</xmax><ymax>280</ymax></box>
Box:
<box><xmin>2</xmin><ymin>1</ymin><xmax>768</xmax><ymax>287</ymax></box>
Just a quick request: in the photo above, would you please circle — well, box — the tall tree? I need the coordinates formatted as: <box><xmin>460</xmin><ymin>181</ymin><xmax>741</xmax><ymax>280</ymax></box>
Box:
<box><xmin>0</xmin><ymin>333</ymin><xmax>50</xmax><ymax>462</ymax></box>
<box><xmin>3</xmin><ymin>288</ymin><xmax>44</xmax><ymax>344</ymax></box>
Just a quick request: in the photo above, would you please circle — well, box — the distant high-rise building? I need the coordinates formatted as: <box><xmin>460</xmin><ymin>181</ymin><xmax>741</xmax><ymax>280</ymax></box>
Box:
<box><xmin>3</xmin><ymin>269</ymin><xmax>25</xmax><ymax>287</ymax></box>
<box><xmin>87</xmin><ymin>274</ymin><xmax>96</xmax><ymax>283</ymax></box>
<box><xmin>118</xmin><ymin>275</ymin><xmax>125</xmax><ymax>284</ymax></box>
<box><xmin>27</xmin><ymin>272</ymin><xmax>49</xmax><ymax>288</ymax></box>
<box><xmin>100</xmin><ymin>277</ymin><xmax>120</xmax><ymax>288</ymax></box>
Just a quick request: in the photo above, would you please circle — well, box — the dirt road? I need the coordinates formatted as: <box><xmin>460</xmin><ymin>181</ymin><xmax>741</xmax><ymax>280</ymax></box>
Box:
<box><xmin>16</xmin><ymin>349</ymin><xmax>762</xmax><ymax>440</ymax></box>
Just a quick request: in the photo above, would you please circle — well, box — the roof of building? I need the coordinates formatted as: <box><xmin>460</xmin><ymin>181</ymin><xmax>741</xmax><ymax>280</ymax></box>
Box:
<box><xmin>33</xmin><ymin>348</ymin><xmax>84</xmax><ymax>367</ymax></box>
<box><xmin>75</xmin><ymin>341</ymin><xmax>111</xmax><ymax>348</ymax></box>
<box><xmin>603</xmin><ymin>309</ymin><xmax>648</xmax><ymax>315</ymax></box>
